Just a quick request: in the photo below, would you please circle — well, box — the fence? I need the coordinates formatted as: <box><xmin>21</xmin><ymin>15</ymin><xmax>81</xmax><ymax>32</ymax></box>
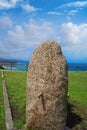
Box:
<box><xmin>0</xmin><ymin>63</ymin><xmax>28</xmax><ymax>71</ymax></box>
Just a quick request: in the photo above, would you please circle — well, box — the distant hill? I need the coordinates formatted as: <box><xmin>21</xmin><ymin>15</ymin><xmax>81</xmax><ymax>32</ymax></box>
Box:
<box><xmin>0</xmin><ymin>58</ymin><xmax>17</xmax><ymax>64</ymax></box>
<box><xmin>0</xmin><ymin>58</ymin><xmax>29</xmax><ymax>64</ymax></box>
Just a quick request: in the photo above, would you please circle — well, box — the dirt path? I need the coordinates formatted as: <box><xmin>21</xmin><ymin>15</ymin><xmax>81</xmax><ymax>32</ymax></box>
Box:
<box><xmin>1</xmin><ymin>70</ymin><xmax>14</xmax><ymax>130</ymax></box>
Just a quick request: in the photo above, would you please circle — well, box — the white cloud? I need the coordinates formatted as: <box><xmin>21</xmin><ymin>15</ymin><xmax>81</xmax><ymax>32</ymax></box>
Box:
<box><xmin>61</xmin><ymin>22</ymin><xmax>87</xmax><ymax>46</ymax></box>
<box><xmin>59</xmin><ymin>1</ymin><xmax>87</xmax><ymax>8</ymax></box>
<box><xmin>7</xmin><ymin>19</ymin><xmax>57</xmax><ymax>48</ymax></box>
<box><xmin>69</xmin><ymin>9</ymin><xmax>79</xmax><ymax>15</ymax></box>
<box><xmin>22</xmin><ymin>4</ymin><xmax>38</xmax><ymax>13</ymax></box>
<box><xmin>59</xmin><ymin>22</ymin><xmax>87</xmax><ymax>61</ymax></box>
<box><xmin>66</xmin><ymin>1</ymin><xmax>87</xmax><ymax>7</ymax></box>
<box><xmin>1</xmin><ymin>18</ymin><xmax>87</xmax><ymax>60</ymax></box>
<box><xmin>61</xmin><ymin>22</ymin><xmax>79</xmax><ymax>44</ymax></box>
<box><xmin>0</xmin><ymin>0</ymin><xmax>19</xmax><ymax>9</ymax></box>
<box><xmin>0</xmin><ymin>0</ymin><xmax>39</xmax><ymax>14</ymax></box>
<box><xmin>47</xmin><ymin>11</ymin><xmax>62</xmax><ymax>15</ymax></box>
<box><xmin>0</xmin><ymin>19</ymin><xmax>59</xmax><ymax>59</ymax></box>
<box><xmin>0</xmin><ymin>16</ymin><xmax>12</xmax><ymax>27</ymax></box>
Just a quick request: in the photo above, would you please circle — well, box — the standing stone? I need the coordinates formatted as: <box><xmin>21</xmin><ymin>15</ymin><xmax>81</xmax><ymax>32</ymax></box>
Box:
<box><xmin>26</xmin><ymin>40</ymin><xmax>68</xmax><ymax>130</ymax></box>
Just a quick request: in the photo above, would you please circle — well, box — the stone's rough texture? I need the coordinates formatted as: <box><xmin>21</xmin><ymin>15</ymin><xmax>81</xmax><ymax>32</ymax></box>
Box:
<box><xmin>26</xmin><ymin>40</ymin><xmax>68</xmax><ymax>130</ymax></box>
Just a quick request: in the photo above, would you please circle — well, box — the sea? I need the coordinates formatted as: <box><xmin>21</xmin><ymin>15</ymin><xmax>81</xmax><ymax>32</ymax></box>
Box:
<box><xmin>68</xmin><ymin>63</ymin><xmax>87</xmax><ymax>71</ymax></box>
<box><xmin>3</xmin><ymin>64</ymin><xmax>28</xmax><ymax>71</ymax></box>
<box><xmin>2</xmin><ymin>63</ymin><xmax>87</xmax><ymax>71</ymax></box>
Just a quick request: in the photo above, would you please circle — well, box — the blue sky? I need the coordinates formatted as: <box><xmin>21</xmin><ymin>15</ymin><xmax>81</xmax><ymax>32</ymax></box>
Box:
<box><xmin>0</xmin><ymin>0</ymin><xmax>87</xmax><ymax>63</ymax></box>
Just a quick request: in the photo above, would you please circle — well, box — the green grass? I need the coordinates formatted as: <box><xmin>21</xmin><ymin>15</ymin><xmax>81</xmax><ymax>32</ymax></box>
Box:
<box><xmin>68</xmin><ymin>72</ymin><xmax>87</xmax><ymax>107</ymax></box>
<box><xmin>4</xmin><ymin>71</ymin><xmax>27</xmax><ymax>129</ymax></box>
<box><xmin>68</xmin><ymin>72</ymin><xmax>87</xmax><ymax>130</ymax></box>
<box><xmin>0</xmin><ymin>71</ymin><xmax>87</xmax><ymax>130</ymax></box>
<box><xmin>0</xmin><ymin>71</ymin><xmax>6</xmax><ymax>130</ymax></box>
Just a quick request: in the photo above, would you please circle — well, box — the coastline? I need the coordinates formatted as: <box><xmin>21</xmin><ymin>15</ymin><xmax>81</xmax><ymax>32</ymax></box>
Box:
<box><xmin>0</xmin><ymin>62</ymin><xmax>87</xmax><ymax>71</ymax></box>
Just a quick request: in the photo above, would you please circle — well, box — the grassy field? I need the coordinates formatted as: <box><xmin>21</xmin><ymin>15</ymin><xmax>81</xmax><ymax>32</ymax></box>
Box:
<box><xmin>0</xmin><ymin>70</ymin><xmax>87</xmax><ymax>130</ymax></box>
<box><xmin>67</xmin><ymin>72</ymin><xmax>87</xmax><ymax>130</ymax></box>
<box><xmin>4</xmin><ymin>71</ymin><xmax>27</xmax><ymax>129</ymax></box>
<box><xmin>0</xmin><ymin>71</ymin><xmax>6</xmax><ymax>130</ymax></box>
<box><xmin>68</xmin><ymin>72</ymin><xmax>87</xmax><ymax>107</ymax></box>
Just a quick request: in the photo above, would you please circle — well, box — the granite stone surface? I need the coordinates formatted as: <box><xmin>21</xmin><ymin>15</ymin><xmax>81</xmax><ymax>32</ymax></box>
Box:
<box><xmin>26</xmin><ymin>40</ymin><xmax>68</xmax><ymax>130</ymax></box>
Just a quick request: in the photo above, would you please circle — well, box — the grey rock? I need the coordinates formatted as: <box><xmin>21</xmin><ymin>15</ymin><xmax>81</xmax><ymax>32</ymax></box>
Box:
<box><xmin>26</xmin><ymin>40</ymin><xmax>68</xmax><ymax>130</ymax></box>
